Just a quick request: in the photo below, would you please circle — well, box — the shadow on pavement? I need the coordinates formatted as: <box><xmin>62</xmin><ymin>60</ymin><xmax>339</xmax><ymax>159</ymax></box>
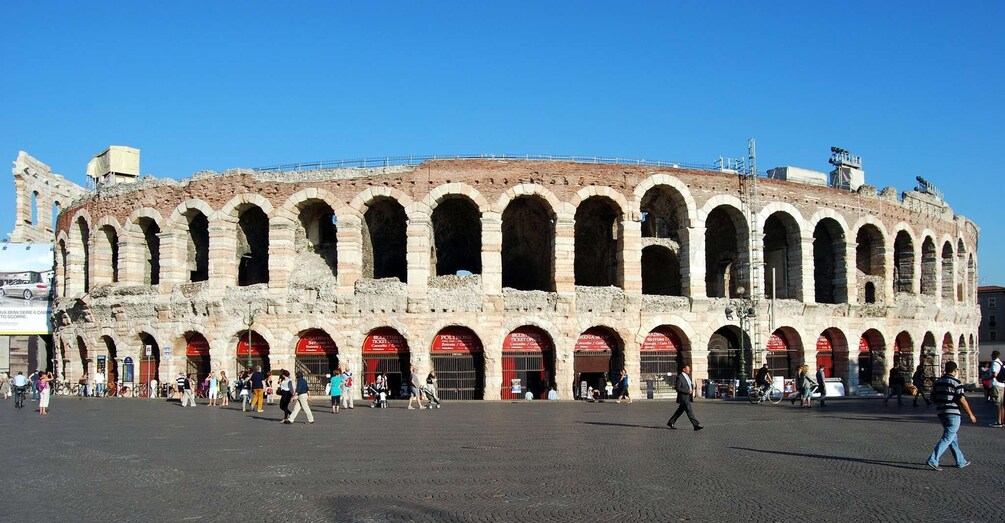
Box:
<box><xmin>579</xmin><ymin>421</ymin><xmax>668</xmax><ymax>430</ymax></box>
<box><xmin>729</xmin><ymin>446</ymin><xmax>925</xmax><ymax>470</ymax></box>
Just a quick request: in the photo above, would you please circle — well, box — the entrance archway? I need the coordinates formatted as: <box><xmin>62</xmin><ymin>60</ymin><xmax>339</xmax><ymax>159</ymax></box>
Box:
<box><xmin>707</xmin><ymin>327</ymin><xmax>751</xmax><ymax>382</ymax></box>
<box><xmin>295</xmin><ymin>329</ymin><xmax>339</xmax><ymax>395</ymax></box>
<box><xmin>859</xmin><ymin>330</ymin><xmax>886</xmax><ymax>389</ymax></box>
<box><xmin>186</xmin><ymin>333</ymin><xmax>211</xmax><ymax>385</ymax></box>
<box><xmin>573</xmin><ymin>327</ymin><xmax>623</xmax><ymax>398</ymax></box>
<box><xmin>139</xmin><ymin>333</ymin><xmax>161</xmax><ymax>389</ymax></box>
<box><xmin>502</xmin><ymin>326</ymin><xmax>555</xmax><ymax>400</ymax></box>
<box><xmin>641</xmin><ymin>326</ymin><xmax>688</xmax><ymax>398</ymax></box>
<box><xmin>431</xmin><ymin>326</ymin><xmax>484</xmax><ymax>400</ymax></box>
<box><xmin>766</xmin><ymin>330</ymin><xmax>800</xmax><ymax>380</ymax></box>
<box><xmin>363</xmin><ymin>327</ymin><xmax>409</xmax><ymax>399</ymax></box>
<box><xmin>236</xmin><ymin>331</ymin><xmax>270</xmax><ymax>375</ymax></box>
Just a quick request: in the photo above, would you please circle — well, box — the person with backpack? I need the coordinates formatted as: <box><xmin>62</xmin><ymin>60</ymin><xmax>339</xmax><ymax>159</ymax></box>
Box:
<box><xmin>989</xmin><ymin>351</ymin><xmax>1004</xmax><ymax>428</ymax></box>
<box><xmin>287</xmin><ymin>371</ymin><xmax>315</xmax><ymax>424</ymax></box>
<box><xmin>926</xmin><ymin>360</ymin><xmax>976</xmax><ymax>470</ymax></box>
<box><xmin>341</xmin><ymin>368</ymin><xmax>355</xmax><ymax>410</ymax></box>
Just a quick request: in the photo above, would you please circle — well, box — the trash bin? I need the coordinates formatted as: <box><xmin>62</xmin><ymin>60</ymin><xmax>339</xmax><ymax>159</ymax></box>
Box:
<box><xmin>646</xmin><ymin>380</ymin><xmax>654</xmax><ymax>400</ymax></box>
<box><xmin>705</xmin><ymin>380</ymin><xmax>716</xmax><ymax>399</ymax></box>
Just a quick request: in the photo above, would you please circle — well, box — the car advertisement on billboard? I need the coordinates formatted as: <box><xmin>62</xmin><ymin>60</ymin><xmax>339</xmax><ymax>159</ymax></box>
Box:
<box><xmin>0</xmin><ymin>243</ymin><xmax>54</xmax><ymax>335</ymax></box>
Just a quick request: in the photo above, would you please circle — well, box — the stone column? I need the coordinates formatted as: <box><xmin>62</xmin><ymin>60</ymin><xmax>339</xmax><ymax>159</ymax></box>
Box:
<box><xmin>800</xmin><ymin>235</ymin><xmax>815</xmax><ymax>303</ymax></box>
<box><xmin>159</xmin><ymin>230</ymin><xmax>187</xmax><ymax>285</ymax></box>
<box><xmin>843</xmin><ymin>240</ymin><xmax>857</xmax><ymax>305</ymax></box>
<box><xmin>336</xmin><ymin>214</ymin><xmax>362</xmax><ymax>295</ymax></box>
<box><xmin>690</xmin><ymin>333</ymin><xmax>709</xmax><ymax>398</ymax></box>
<box><xmin>554</xmin><ymin>332</ymin><xmax>575</xmax><ymax>400</ymax></box>
<box><xmin>208</xmin><ymin>218</ymin><xmax>237</xmax><ymax>290</ymax></box>
<box><xmin>688</xmin><ymin>224</ymin><xmax>706</xmax><ymax>298</ymax></box>
<box><xmin>621</xmin><ymin>215</ymin><xmax>642</xmax><ymax>294</ymax></box>
<box><xmin>481</xmin><ymin>212</ymin><xmax>502</xmax><ymax>295</ymax></box>
<box><xmin>406</xmin><ymin>212</ymin><xmax>431</xmax><ymax>306</ymax></box>
<box><xmin>553</xmin><ymin>212</ymin><xmax>575</xmax><ymax>293</ymax></box>
<box><xmin>268</xmin><ymin>219</ymin><xmax>296</xmax><ymax>291</ymax></box>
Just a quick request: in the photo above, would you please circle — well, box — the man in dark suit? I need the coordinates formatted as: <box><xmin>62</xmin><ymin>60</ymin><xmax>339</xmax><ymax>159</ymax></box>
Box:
<box><xmin>667</xmin><ymin>365</ymin><xmax>703</xmax><ymax>431</ymax></box>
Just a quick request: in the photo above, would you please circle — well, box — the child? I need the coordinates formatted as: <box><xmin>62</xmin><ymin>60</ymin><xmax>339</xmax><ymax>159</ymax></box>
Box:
<box><xmin>378</xmin><ymin>390</ymin><xmax>387</xmax><ymax>408</ymax></box>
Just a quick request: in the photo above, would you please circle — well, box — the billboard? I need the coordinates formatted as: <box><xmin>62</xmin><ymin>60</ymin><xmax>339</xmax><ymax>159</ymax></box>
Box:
<box><xmin>0</xmin><ymin>243</ymin><xmax>54</xmax><ymax>335</ymax></box>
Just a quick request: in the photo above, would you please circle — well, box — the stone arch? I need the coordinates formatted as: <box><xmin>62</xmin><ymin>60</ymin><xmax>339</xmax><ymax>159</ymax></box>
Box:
<box><xmin>276</xmin><ymin>188</ymin><xmax>341</xmax><ymax>222</ymax></box>
<box><xmin>493</xmin><ymin>183</ymin><xmax>563</xmax><ymax>216</ymax></box>
<box><xmin>361</xmin><ymin>195</ymin><xmax>408</xmax><ymax>282</ymax></box>
<box><xmin>234</xmin><ymin>203</ymin><xmax>270</xmax><ymax>286</ymax></box>
<box><xmin>93</xmin><ymin>216</ymin><xmax>123</xmax><ymax>285</ymax></box>
<box><xmin>502</xmin><ymin>194</ymin><xmax>555</xmax><ymax>291</ymax></box>
<box><xmin>764</xmin><ymin>326</ymin><xmax>805</xmax><ymax>378</ymax></box>
<box><xmin>859</xmin><ymin>328</ymin><xmax>887</xmax><ymax>388</ymax></box>
<box><xmin>920</xmin><ymin>235</ymin><xmax>937</xmax><ymax>296</ymax></box>
<box><xmin>430</xmin><ymin>194</ymin><xmax>482</xmax><ymax>277</ymax></box>
<box><xmin>703</xmin><ymin>202</ymin><xmax>749</xmax><ymax>298</ymax></box>
<box><xmin>570</xmin><ymin>185</ymin><xmax>628</xmax><ymax>216</ymax></box>
<box><xmin>761</xmin><ymin>208</ymin><xmax>802</xmax><ymax>300</ymax></box>
<box><xmin>891</xmin><ymin>224</ymin><xmax>916</xmax><ymax>294</ymax></box>
<box><xmin>71</xmin><ymin>212</ymin><xmax>92</xmax><ymax>293</ymax></box>
<box><xmin>855</xmin><ymin>221</ymin><xmax>886</xmax><ymax>304</ymax></box>
<box><xmin>812</xmin><ymin>216</ymin><xmax>847</xmax><ymax>304</ymax></box>
<box><xmin>707</xmin><ymin>324</ymin><xmax>752</xmax><ymax>381</ymax></box>
<box><xmin>818</xmin><ymin>327</ymin><xmax>850</xmax><ymax>385</ymax></box>
<box><xmin>636</xmin><ymin>315</ymin><xmax>698</xmax><ymax>349</ymax></box>
<box><xmin>941</xmin><ymin>240</ymin><xmax>955</xmax><ymax>301</ymax></box>
<box><xmin>641</xmin><ymin>245</ymin><xmax>681</xmax><ymax>295</ymax></box>
<box><xmin>218</xmin><ymin>193</ymin><xmax>276</xmax><ymax>222</ymax></box>
<box><xmin>286</xmin><ymin>193</ymin><xmax>339</xmax><ymax>279</ymax></box>
<box><xmin>424</xmin><ymin>182</ymin><xmax>491</xmax><ymax>214</ymax></box>
<box><xmin>633</xmin><ymin>174</ymin><xmax>697</xmax><ymax>226</ymax></box>
<box><xmin>639</xmin><ymin>184</ymin><xmax>688</xmax><ymax>241</ymax></box>
<box><xmin>126</xmin><ymin>208</ymin><xmax>165</xmax><ymax>286</ymax></box>
<box><xmin>56</xmin><ymin>238</ymin><xmax>68</xmax><ymax>297</ymax></box>
<box><xmin>574</xmin><ymin>195</ymin><xmax>623</xmax><ymax>287</ymax></box>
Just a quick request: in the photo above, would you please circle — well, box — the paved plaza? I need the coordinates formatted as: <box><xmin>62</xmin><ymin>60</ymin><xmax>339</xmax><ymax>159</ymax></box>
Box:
<box><xmin>1</xmin><ymin>394</ymin><xmax>1002</xmax><ymax>522</ymax></box>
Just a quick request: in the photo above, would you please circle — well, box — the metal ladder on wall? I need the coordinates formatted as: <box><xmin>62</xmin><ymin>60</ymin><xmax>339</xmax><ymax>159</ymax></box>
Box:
<box><xmin>741</xmin><ymin>138</ymin><xmax>763</xmax><ymax>364</ymax></box>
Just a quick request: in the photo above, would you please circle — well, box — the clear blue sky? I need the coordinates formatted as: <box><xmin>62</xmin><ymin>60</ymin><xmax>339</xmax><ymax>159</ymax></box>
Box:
<box><xmin>3</xmin><ymin>1</ymin><xmax>1002</xmax><ymax>282</ymax></box>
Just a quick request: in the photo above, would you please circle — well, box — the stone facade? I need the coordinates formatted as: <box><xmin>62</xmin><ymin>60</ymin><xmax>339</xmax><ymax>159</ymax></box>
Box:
<box><xmin>37</xmin><ymin>156</ymin><xmax>980</xmax><ymax>398</ymax></box>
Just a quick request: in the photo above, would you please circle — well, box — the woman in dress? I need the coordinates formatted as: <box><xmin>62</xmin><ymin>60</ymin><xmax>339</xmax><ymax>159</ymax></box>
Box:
<box><xmin>38</xmin><ymin>371</ymin><xmax>53</xmax><ymax>415</ymax></box>
<box><xmin>0</xmin><ymin>373</ymin><xmax>10</xmax><ymax>400</ymax></box>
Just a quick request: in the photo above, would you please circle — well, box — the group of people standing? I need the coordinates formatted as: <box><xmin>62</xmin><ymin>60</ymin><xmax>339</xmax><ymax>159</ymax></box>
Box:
<box><xmin>1</xmin><ymin>370</ymin><xmax>54</xmax><ymax>415</ymax></box>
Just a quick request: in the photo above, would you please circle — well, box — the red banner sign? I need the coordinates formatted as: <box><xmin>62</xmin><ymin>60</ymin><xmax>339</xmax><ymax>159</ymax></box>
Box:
<box><xmin>432</xmin><ymin>327</ymin><xmax>483</xmax><ymax>353</ymax></box>
<box><xmin>575</xmin><ymin>328</ymin><xmax>616</xmax><ymax>352</ymax></box>
<box><xmin>816</xmin><ymin>334</ymin><xmax>832</xmax><ymax>352</ymax></box>
<box><xmin>859</xmin><ymin>337</ymin><xmax>869</xmax><ymax>353</ymax></box>
<box><xmin>363</xmin><ymin>327</ymin><xmax>408</xmax><ymax>354</ymax></box>
<box><xmin>641</xmin><ymin>326</ymin><xmax>680</xmax><ymax>352</ymax></box>
<box><xmin>503</xmin><ymin>326</ymin><xmax>553</xmax><ymax>353</ymax></box>
<box><xmin>766</xmin><ymin>333</ymin><xmax>787</xmax><ymax>352</ymax></box>
<box><xmin>236</xmin><ymin>332</ymin><xmax>269</xmax><ymax>356</ymax></box>
<box><xmin>296</xmin><ymin>330</ymin><xmax>338</xmax><ymax>354</ymax></box>
<box><xmin>186</xmin><ymin>334</ymin><xmax>210</xmax><ymax>357</ymax></box>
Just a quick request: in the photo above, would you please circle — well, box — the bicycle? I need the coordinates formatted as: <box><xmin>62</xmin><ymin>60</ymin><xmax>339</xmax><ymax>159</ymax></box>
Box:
<box><xmin>135</xmin><ymin>382</ymin><xmax>150</xmax><ymax>398</ymax></box>
<box><xmin>747</xmin><ymin>384</ymin><xmax>784</xmax><ymax>404</ymax></box>
<box><xmin>13</xmin><ymin>386</ymin><xmax>26</xmax><ymax>409</ymax></box>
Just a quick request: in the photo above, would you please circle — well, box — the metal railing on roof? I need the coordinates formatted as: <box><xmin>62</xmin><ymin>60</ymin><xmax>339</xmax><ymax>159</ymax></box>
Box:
<box><xmin>254</xmin><ymin>154</ymin><xmax>761</xmax><ymax>175</ymax></box>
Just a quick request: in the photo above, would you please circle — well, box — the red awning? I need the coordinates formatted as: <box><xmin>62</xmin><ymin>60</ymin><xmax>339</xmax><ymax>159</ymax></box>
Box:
<box><xmin>363</xmin><ymin>327</ymin><xmax>408</xmax><ymax>354</ymax></box>
<box><xmin>574</xmin><ymin>328</ymin><xmax>616</xmax><ymax>352</ymax></box>
<box><xmin>766</xmin><ymin>333</ymin><xmax>788</xmax><ymax>352</ymax></box>
<box><xmin>816</xmin><ymin>334</ymin><xmax>832</xmax><ymax>353</ymax></box>
<box><xmin>186</xmin><ymin>334</ymin><xmax>210</xmax><ymax>357</ymax></box>
<box><xmin>296</xmin><ymin>330</ymin><xmax>338</xmax><ymax>355</ymax></box>
<box><xmin>237</xmin><ymin>332</ymin><xmax>269</xmax><ymax>356</ymax></box>
<box><xmin>503</xmin><ymin>326</ymin><xmax>553</xmax><ymax>353</ymax></box>
<box><xmin>641</xmin><ymin>326</ymin><xmax>680</xmax><ymax>352</ymax></box>
<box><xmin>432</xmin><ymin>326</ymin><xmax>483</xmax><ymax>353</ymax></box>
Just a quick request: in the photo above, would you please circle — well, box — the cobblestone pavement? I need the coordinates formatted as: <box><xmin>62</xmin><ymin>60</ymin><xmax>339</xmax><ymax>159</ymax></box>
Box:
<box><xmin>1</xmin><ymin>394</ymin><xmax>1002</xmax><ymax>522</ymax></box>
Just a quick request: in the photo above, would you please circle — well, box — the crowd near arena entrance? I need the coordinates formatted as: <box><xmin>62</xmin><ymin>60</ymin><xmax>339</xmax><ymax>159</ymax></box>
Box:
<box><xmin>294</xmin><ymin>329</ymin><xmax>339</xmax><ymax>395</ymax></box>
<box><xmin>501</xmin><ymin>326</ymin><xmax>555</xmax><ymax>400</ymax></box>
<box><xmin>363</xmin><ymin>328</ymin><xmax>409</xmax><ymax>399</ymax></box>
<box><xmin>186</xmin><ymin>333</ymin><xmax>211</xmax><ymax>385</ymax></box>
<box><xmin>640</xmin><ymin>326</ymin><xmax>687</xmax><ymax>398</ymax></box>
<box><xmin>431</xmin><ymin>327</ymin><xmax>484</xmax><ymax>400</ymax></box>
<box><xmin>573</xmin><ymin>327</ymin><xmax>623</xmax><ymax>398</ymax></box>
<box><xmin>236</xmin><ymin>331</ymin><xmax>271</xmax><ymax>375</ymax></box>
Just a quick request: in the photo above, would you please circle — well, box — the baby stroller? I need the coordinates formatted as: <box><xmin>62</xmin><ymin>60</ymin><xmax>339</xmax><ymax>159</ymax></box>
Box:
<box><xmin>421</xmin><ymin>385</ymin><xmax>441</xmax><ymax>409</ymax></box>
<box><xmin>366</xmin><ymin>383</ymin><xmax>381</xmax><ymax>408</ymax></box>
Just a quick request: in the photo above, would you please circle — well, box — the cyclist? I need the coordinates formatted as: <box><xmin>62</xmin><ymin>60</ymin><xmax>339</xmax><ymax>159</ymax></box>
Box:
<box><xmin>12</xmin><ymin>371</ymin><xmax>28</xmax><ymax>409</ymax></box>
<box><xmin>754</xmin><ymin>363</ymin><xmax>773</xmax><ymax>398</ymax></box>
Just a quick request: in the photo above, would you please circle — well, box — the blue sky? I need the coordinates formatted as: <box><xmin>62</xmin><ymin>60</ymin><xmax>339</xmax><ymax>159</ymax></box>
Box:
<box><xmin>2</xmin><ymin>1</ymin><xmax>1003</xmax><ymax>282</ymax></box>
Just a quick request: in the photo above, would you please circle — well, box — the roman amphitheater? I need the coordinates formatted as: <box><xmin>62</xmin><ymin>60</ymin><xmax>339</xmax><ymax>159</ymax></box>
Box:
<box><xmin>15</xmin><ymin>149</ymin><xmax>981</xmax><ymax>399</ymax></box>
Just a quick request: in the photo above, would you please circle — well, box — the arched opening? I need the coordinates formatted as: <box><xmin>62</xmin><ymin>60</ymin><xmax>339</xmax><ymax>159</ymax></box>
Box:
<box><xmin>941</xmin><ymin>242</ymin><xmax>954</xmax><ymax>300</ymax></box>
<box><xmin>766</xmin><ymin>329</ymin><xmax>801</xmax><ymax>380</ymax></box>
<box><xmin>237</xmin><ymin>206</ymin><xmax>269</xmax><ymax>286</ymax></box>
<box><xmin>919</xmin><ymin>332</ymin><xmax>938</xmax><ymax>387</ymax></box>
<box><xmin>362</xmin><ymin>327</ymin><xmax>409</xmax><ymax>399</ymax></box>
<box><xmin>77</xmin><ymin>336</ymin><xmax>89</xmax><ymax>377</ymax></box>
<box><xmin>920</xmin><ymin>237</ymin><xmax>937</xmax><ymax>296</ymax></box>
<box><xmin>818</xmin><ymin>328</ymin><xmax>849</xmax><ymax>386</ymax></box>
<box><xmin>76</xmin><ymin>217</ymin><xmax>90</xmax><ymax>293</ymax></box>
<box><xmin>967</xmin><ymin>255</ymin><xmax>976</xmax><ymax>302</ymax></box>
<box><xmin>855</xmin><ymin>224</ymin><xmax>885</xmax><ymax>303</ymax></box>
<box><xmin>297</xmin><ymin>201</ymin><xmax>338</xmax><ymax>278</ymax></box>
<box><xmin>431</xmin><ymin>326</ymin><xmax>484</xmax><ymax>400</ymax></box>
<box><xmin>431</xmin><ymin>197</ymin><xmax>482</xmax><ymax>276</ymax></box>
<box><xmin>573</xmin><ymin>327</ymin><xmax>623</xmax><ymax>398</ymax></box>
<box><xmin>762</xmin><ymin>212</ymin><xmax>801</xmax><ymax>299</ymax></box>
<box><xmin>813</xmin><ymin>218</ymin><xmax>846</xmax><ymax>304</ymax></box>
<box><xmin>859</xmin><ymin>329</ymin><xmax>887</xmax><ymax>390</ymax></box>
<box><xmin>57</xmin><ymin>240</ymin><xmax>68</xmax><ymax>297</ymax></box>
<box><xmin>894</xmin><ymin>231</ymin><xmax>915</xmax><ymax>294</ymax></box>
<box><xmin>893</xmin><ymin>331</ymin><xmax>914</xmax><ymax>373</ymax></box>
<box><xmin>958</xmin><ymin>334</ymin><xmax>968</xmax><ymax>381</ymax></box>
<box><xmin>641</xmin><ymin>326</ymin><xmax>690</xmax><ymax>398</ymax></box>
<box><xmin>502</xmin><ymin>326</ymin><xmax>555</xmax><ymax>400</ymax></box>
<box><xmin>362</xmin><ymin>197</ymin><xmax>407</xmax><ymax>282</ymax></box>
<box><xmin>295</xmin><ymin>329</ymin><xmax>339</xmax><ymax>395</ymax></box>
<box><xmin>52</xmin><ymin>201</ymin><xmax>61</xmax><ymax>229</ymax></box>
<box><xmin>641</xmin><ymin>246</ymin><xmax>681</xmax><ymax>295</ymax></box>
<box><xmin>30</xmin><ymin>191</ymin><xmax>38</xmax><ymax>225</ymax></box>
<box><xmin>97</xmin><ymin>225</ymin><xmax>119</xmax><ymax>284</ymax></box>
<box><xmin>502</xmin><ymin>196</ymin><xmax>554</xmax><ymax>291</ymax></box>
<box><xmin>137</xmin><ymin>217</ymin><xmax>161</xmax><ymax>285</ymax></box>
<box><xmin>235</xmin><ymin>331</ymin><xmax>270</xmax><ymax>375</ymax></box>
<box><xmin>705</xmin><ymin>206</ymin><xmax>747</xmax><ymax>298</ymax></box>
<box><xmin>185</xmin><ymin>209</ymin><xmax>210</xmax><ymax>282</ymax></box>
<box><xmin>707</xmin><ymin>326</ymin><xmax>751</xmax><ymax>383</ymax></box>
<box><xmin>574</xmin><ymin>196</ymin><xmax>621</xmax><ymax>287</ymax></box>
<box><xmin>640</xmin><ymin>186</ymin><xmax>683</xmax><ymax>240</ymax></box>
<box><xmin>138</xmin><ymin>332</ymin><xmax>161</xmax><ymax>390</ymax></box>
<box><xmin>101</xmin><ymin>335</ymin><xmax>118</xmax><ymax>386</ymax></box>
<box><xmin>185</xmin><ymin>333</ymin><xmax>211</xmax><ymax>386</ymax></box>
<box><xmin>940</xmin><ymin>333</ymin><xmax>954</xmax><ymax>375</ymax></box>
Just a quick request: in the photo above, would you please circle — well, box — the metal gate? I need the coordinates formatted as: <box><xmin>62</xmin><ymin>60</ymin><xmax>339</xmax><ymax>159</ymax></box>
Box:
<box><xmin>502</xmin><ymin>352</ymin><xmax>551</xmax><ymax>399</ymax></box>
<box><xmin>432</xmin><ymin>352</ymin><xmax>484</xmax><ymax>400</ymax></box>
<box><xmin>296</xmin><ymin>354</ymin><xmax>340</xmax><ymax>395</ymax></box>
<box><xmin>640</xmin><ymin>351</ymin><xmax>679</xmax><ymax>397</ymax></box>
<box><xmin>235</xmin><ymin>356</ymin><xmax>269</xmax><ymax>377</ymax></box>
<box><xmin>186</xmin><ymin>356</ymin><xmax>210</xmax><ymax>383</ymax></box>
<box><xmin>363</xmin><ymin>353</ymin><xmax>409</xmax><ymax>399</ymax></box>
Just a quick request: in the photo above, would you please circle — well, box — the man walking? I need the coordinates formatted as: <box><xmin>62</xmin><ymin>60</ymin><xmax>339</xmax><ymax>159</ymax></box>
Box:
<box><xmin>287</xmin><ymin>371</ymin><xmax>315</xmax><ymax>424</ymax></box>
<box><xmin>407</xmin><ymin>367</ymin><xmax>425</xmax><ymax>410</ymax></box>
<box><xmin>927</xmin><ymin>361</ymin><xmax>976</xmax><ymax>470</ymax></box>
<box><xmin>95</xmin><ymin>369</ymin><xmax>105</xmax><ymax>397</ymax></box>
<box><xmin>175</xmin><ymin>373</ymin><xmax>187</xmax><ymax>402</ymax></box>
<box><xmin>667</xmin><ymin>365</ymin><xmax>703</xmax><ymax>431</ymax></box>
<box><xmin>816</xmin><ymin>365</ymin><xmax>828</xmax><ymax>408</ymax></box>
<box><xmin>250</xmin><ymin>366</ymin><xmax>266</xmax><ymax>413</ymax></box>
<box><xmin>989</xmin><ymin>351</ymin><xmax>1004</xmax><ymax>427</ymax></box>
<box><xmin>181</xmin><ymin>374</ymin><xmax>197</xmax><ymax>407</ymax></box>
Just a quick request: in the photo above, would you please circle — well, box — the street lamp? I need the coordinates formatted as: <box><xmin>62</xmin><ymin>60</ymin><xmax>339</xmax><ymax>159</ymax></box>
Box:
<box><xmin>725</xmin><ymin>286</ymin><xmax>757</xmax><ymax>397</ymax></box>
<box><xmin>243</xmin><ymin>303</ymin><xmax>258</xmax><ymax>373</ymax></box>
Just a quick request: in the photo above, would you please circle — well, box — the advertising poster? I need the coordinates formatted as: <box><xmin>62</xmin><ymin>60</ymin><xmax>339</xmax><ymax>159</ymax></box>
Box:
<box><xmin>0</xmin><ymin>243</ymin><xmax>54</xmax><ymax>335</ymax></box>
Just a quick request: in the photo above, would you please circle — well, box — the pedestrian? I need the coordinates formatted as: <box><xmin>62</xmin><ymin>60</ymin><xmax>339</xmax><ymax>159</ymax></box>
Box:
<box><xmin>341</xmin><ymin>368</ymin><xmax>354</xmax><ymax>409</ymax></box>
<box><xmin>816</xmin><ymin>365</ymin><xmax>828</xmax><ymax>408</ymax></box>
<box><xmin>219</xmin><ymin>371</ymin><xmax>230</xmax><ymax>407</ymax></box>
<box><xmin>38</xmin><ymin>372</ymin><xmax>52</xmax><ymax>415</ymax></box>
<box><xmin>175</xmin><ymin>373</ymin><xmax>187</xmax><ymax>405</ymax></box>
<box><xmin>78</xmin><ymin>373</ymin><xmax>88</xmax><ymax>397</ymax></box>
<box><xmin>287</xmin><ymin>371</ymin><xmax>315</xmax><ymax>424</ymax></box>
<box><xmin>988</xmin><ymin>351</ymin><xmax>1005</xmax><ymax>427</ymax></box>
<box><xmin>912</xmin><ymin>364</ymin><xmax>931</xmax><ymax>407</ymax></box>
<box><xmin>979</xmin><ymin>363</ymin><xmax>992</xmax><ymax>402</ymax></box>
<box><xmin>182</xmin><ymin>374</ymin><xmax>197</xmax><ymax>407</ymax></box>
<box><xmin>239</xmin><ymin>370</ymin><xmax>251</xmax><ymax>411</ymax></box>
<box><xmin>667</xmin><ymin>365</ymin><xmax>702</xmax><ymax>431</ymax></box>
<box><xmin>266</xmin><ymin>374</ymin><xmax>276</xmax><ymax>405</ymax></box>
<box><xmin>407</xmin><ymin>366</ymin><xmax>425</xmax><ymax>410</ymax></box>
<box><xmin>94</xmin><ymin>369</ymin><xmax>105</xmax><ymax>397</ymax></box>
<box><xmin>425</xmin><ymin>370</ymin><xmax>441</xmax><ymax>409</ymax></box>
<box><xmin>30</xmin><ymin>370</ymin><xmax>40</xmax><ymax>401</ymax></box>
<box><xmin>883</xmin><ymin>365</ymin><xmax>905</xmax><ymax>406</ymax></box>
<box><xmin>329</xmin><ymin>369</ymin><xmax>343</xmax><ymax>413</ymax></box>
<box><xmin>616</xmin><ymin>369</ymin><xmax>632</xmax><ymax>404</ymax></box>
<box><xmin>207</xmin><ymin>372</ymin><xmax>219</xmax><ymax>406</ymax></box>
<box><xmin>800</xmin><ymin>365</ymin><xmax>817</xmax><ymax>408</ymax></box>
<box><xmin>277</xmin><ymin>370</ymin><xmax>294</xmax><ymax>423</ymax></box>
<box><xmin>926</xmin><ymin>361</ymin><xmax>976</xmax><ymax>470</ymax></box>
<box><xmin>0</xmin><ymin>373</ymin><xmax>10</xmax><ymax>400</ymax></box>
<box><xmin>250</xmin><ymin>366</ymin><xmax>266</xmax><ymax>413</ymax></box>
<box><xmin>547</xmin><ymin>386</ymin><xmax>559</xmax><ymax>400</ymax></box>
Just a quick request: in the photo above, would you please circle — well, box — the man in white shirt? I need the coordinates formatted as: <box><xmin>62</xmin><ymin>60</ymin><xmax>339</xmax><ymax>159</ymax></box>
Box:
<box><xmin>95</xmin><ymin>371</ymin><xmax>105</xmax><ymax>397</ymax></box>
<box><xmin>989</xmin><ymin>351</ymin><xmax>1004</xmax><ymax>427</ymax></box>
